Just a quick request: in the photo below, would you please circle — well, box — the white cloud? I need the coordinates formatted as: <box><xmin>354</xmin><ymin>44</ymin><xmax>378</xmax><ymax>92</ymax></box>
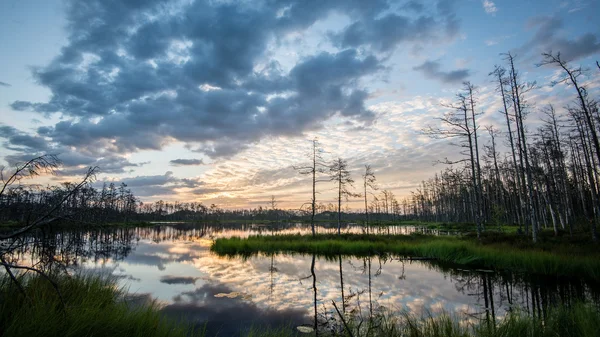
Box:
<box><xmin>482</xmin><ymin>0</ymin><xmax>497</xmax><ymax>14</ymax></box>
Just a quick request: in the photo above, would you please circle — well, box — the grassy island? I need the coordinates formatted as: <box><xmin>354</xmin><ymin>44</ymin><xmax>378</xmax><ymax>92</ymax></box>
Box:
<box><xmin>211</xmin><ymin>232</ymin><xmax>600</xmax><ymax>281</ymax></box>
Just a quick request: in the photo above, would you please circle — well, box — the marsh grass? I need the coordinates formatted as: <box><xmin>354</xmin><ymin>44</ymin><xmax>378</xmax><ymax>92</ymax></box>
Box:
<box><xmin>211</xmin><ymin>233</ymin><xmax>600</xmax><ymax>281</ymax></box>
<box><xmin>0</xmin><ymin>274</ymin><xmax>196</xmax><ymax>337</ymax></box>
<box><xmin>245</xmin><ymin>324</ymin><xmax>301</xmax><ymax>337</ymax></box>
<box><xmin>333</xmin><ymin>303</ymin><xmax>600</xmax><ymax>337</ymax></box>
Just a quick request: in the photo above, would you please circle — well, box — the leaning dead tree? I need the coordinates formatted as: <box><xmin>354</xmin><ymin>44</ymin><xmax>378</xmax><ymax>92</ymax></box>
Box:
<box><xmin>0</xmin><ymin>155</ymin><xmax>97</xmax><ymax>299</ymax></box>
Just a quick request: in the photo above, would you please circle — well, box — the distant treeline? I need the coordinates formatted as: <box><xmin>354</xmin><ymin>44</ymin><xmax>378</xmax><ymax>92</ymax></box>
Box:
<box><xmin>0</xmin><ymin>181</ymin><xmax>407</xmax><ymax>225</ymax></box>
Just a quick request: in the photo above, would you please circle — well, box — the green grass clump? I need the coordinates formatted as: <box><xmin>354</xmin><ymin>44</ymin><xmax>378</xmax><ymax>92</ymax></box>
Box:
<box><xmin>0</xmin><ymin>274</ymin><xmax>195</xmax><ymax>337</ymax></box>
<box><xmin>211</xmin><ymin>233</ymin><xmax>600</xmax><ymax>281</ymax></box>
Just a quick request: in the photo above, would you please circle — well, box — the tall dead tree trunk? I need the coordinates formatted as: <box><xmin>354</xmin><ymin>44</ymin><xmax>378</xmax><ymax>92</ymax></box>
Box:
<box><xmin>491</xmin><ymin>66</ymin><xmax>525</xmax><ymax>229</ymax></box>
<box><xmin>507</xmin><ymin>52</ymin><xmax>538</xmax><ymax>243</ymax></box>
<box><xmin>541</xmin><ymin>52</ymin><xmax>599</xmax><ymax>241</ymax></box>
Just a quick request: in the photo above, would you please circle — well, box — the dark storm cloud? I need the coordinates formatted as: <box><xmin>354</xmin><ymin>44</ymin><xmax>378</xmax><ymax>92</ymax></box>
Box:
<box><xmin>169</xmin><ymin>159</ymin><xmax>204</xmax><ymax>166</ymax></box>
<box><xmin>520</xmin><ymin>15</ymin><xmax>600</xmax><ymax>61</ymax></box>
<box><xmin>413</xmin><ymin>60</ymin><xmax>470</xmax><ymax>84</ymax></box>
<box><xmin>9</xmin><ymin>0</ymin><xmax>459</xmax><ymax>162</ymax></box>
<box><xmin>0</xmin><ymin>81</ymin><xmax>11</xmax><ymax>87</ymax></box>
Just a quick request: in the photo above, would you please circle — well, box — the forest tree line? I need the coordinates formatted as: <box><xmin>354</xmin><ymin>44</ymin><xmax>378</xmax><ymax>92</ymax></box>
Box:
<box><xmin>0</xmin><ymin>174</ymin><xmax>405</xmax><ymax>225</ymax></box>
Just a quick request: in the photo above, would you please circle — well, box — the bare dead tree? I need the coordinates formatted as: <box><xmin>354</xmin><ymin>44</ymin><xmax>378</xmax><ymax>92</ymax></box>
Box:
<box><xmin>465</xmin><ymin>82</ymin><xmax>485</xmax><ymax>225</ymax></box>
<box><xmin>506</xmin><ymin>52</ymin><xmax>539</xmax><ymax>242</ymax></box>
<box><xmin>269</xmin><ymin>195</ymin><xmax>278</xmax><ymax>210</ymax></box>
<box><xmin>484</xmin><ymin>125</ymin><xmax>504</xmax><ymax>229</ymax></box>
<box><xmin>294</xmin><ymin>138</ymin><xmax>328</xmax><ymax>237</ymax></box>
<box><xmin>362</xmin><ymin>165</ymin><xmax>377</xmax><ymax>234</ymax></box>
<box><xmin>422</xmin><ymin>89</ymin><xmax>483</xmax><ymax>238</ymax></box>
<box><xmin>491</xmin><ymin>65</ymin><xmax>526</xmax><ymax>228</ymax></box>
<box><xmin>329</xmin><ymin>158</ymin><xmax>356</xmax><ymax>235</ymax></box>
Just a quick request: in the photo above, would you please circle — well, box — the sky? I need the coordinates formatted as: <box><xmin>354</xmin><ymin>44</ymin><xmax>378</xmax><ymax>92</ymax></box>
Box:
<box><xmin>0</xmin><ymin>0</ymin><xmax>599</xmax><ymax>210</ymax></box>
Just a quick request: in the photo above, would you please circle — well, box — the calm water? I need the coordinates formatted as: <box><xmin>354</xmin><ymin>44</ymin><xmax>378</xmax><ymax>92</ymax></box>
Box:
<box><xmin>5</xmin><ymin>223</ymin><xmax>600</xmax><ymax>336</ymax></box>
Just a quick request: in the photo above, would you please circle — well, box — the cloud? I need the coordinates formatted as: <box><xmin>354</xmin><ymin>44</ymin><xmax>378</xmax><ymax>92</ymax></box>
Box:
<box><xmin>8</xmin><ymin>0</ymin><xmax>406</xmax><ymax>160</ymax></box>
<box><xmin>119</xmin><ymin>171</ymin><xmax>176</xmax><ymax>187</ymax></box>
<box><xmin>169</xmin><ymin>159</ymin><xmax>204</xmax><ymax>166</ymax></box>
<box><xmin>0</xmin><ymin>126</ymin><xmax>49</xmax><ymax>152</ymax></box>
<box><xmin>190</xmin><ymin>188</ymin><xmax>226</xmax><ymax>196</ymax></box>
<box><xmin>413</xmin><ymin>60</ymin><xmax>470</xmax><ymax>84</ymax></box>
<box><xmin>98</xmin><ymin>171</ymin><xmax>205</xmax><ymax>197</ymax></box>
<box><xmin>518</xmin><ymin>15</ymin><xmax>600</xmax><ymax>61</ymax></box>
<box><xmin>0</xmin><ymin>81</ymin><xmax>11</xmax><ymax>87</ymax></box>
<box><xmin>0</xmin><ymin>124</ymin><xmax>145</xmax><ymax>176</ymax></box>
<box><xmin>482</xmin><ymin>1</ymin><xmax>497</xmax><ymax>14</ymax></box>
<box><xmin>330</xmin><ymin>0</ymin><xmax>460</xmax><ymax>52</ymax></box>
<box><xmin>160</xmin><ymin>276</ymin><xmax>199</xmax><ymax>285</ymax></box>
<box><xmin>401</xmin><ymin>1</ymin><xmax>425</xmax><ymax>13</ymax></box>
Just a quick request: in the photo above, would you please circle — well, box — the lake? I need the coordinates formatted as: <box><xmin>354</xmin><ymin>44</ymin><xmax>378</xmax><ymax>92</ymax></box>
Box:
<box><xmin>5</xmin><ymin>223</ymin><xmax>600</xmax><ymax>336</ymax></box>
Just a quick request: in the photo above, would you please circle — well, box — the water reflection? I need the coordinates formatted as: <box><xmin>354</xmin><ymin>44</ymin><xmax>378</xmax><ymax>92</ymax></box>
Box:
<box><xmin>3</xmin><ymin>224</ymin><xmax>600</xmax><ymax>336</ymax></box>
<box><xmin>150</xmin><ymin>221</ymin><xmax>454</xmax><ymax>237</ymax></box>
